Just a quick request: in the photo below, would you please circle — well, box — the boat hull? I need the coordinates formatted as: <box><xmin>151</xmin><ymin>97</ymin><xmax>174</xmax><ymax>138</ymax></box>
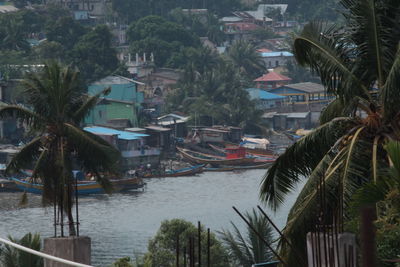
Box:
<box><xmin>144</xmin><ymin>165</ymin><xmax>204</xmax><ymax>178</ymax></box>
<box><xmin>204</xmin><ymin>162</ymin><xmax>271</xmax><ymax>172</ymax></box>
<box><xmin>177</xmin><ymin>147</ymin><xmax>256</xmax><ymax>166</ymax></box>
<box><xmin>11</xmin><ymin>177</ymin><xmax>145</xmax><ymax>195</ymax></box>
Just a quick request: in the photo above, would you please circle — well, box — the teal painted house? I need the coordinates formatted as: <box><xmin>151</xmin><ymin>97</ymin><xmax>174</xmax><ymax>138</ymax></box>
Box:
<box><xmin>85</xmin><ymin>76</ymin><xmax>144</xmax><ymax>127</ymax></box>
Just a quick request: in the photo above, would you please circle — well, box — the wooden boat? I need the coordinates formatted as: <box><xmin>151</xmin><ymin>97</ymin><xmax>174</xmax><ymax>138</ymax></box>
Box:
<box><xmin>143</xmin><ymin>165</ymin><xmax>204</xmax><ymax>178</ymax></box>
<box><xmin>0</xmin><ymin>178</ymin><xmax>19</xmax><ymax>192</ymax></box>
<box><xmin>223</xmin><ymin>142</ymin><xmax>277</xmax><ymax>156</ymax></box>
<box><xmin>208</xmin><ymin>144</ymin><xmax>277</xmax><ymax>161</ymax></box>
<box><xmin>177</xmin><ymin>147</ymin><xmax>258</xmax><ymax>166</ymax></box>
<box><xmin>204</xmin><ymin>162</ymin><xmax>271</xmax><ymax>172</ymax></box>
<box><xmin>11</xmin><ymin>177</ymin><xmax>145</xmax><ymax>195</ymax></box>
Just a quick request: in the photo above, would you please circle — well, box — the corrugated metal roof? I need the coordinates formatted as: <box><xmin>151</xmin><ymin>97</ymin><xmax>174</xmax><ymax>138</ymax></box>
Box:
<box><xmin>84</xmin><ymin>126</ymin><xmax>148</xmax><ymax>140</ymax></box>
<box><xmin>282</xmin><ymin>82</ymin><xmax>325</xmax><ymax>93</ymax></box>
<box><xmin>145</xmin><ymin>125</ymin><xmax>171</xmax><ymax>132</ymax></box>
<box><xmin>246</xmin><ymin>88</ymin><xmax>286</xmax><ymax>100</ymax></box>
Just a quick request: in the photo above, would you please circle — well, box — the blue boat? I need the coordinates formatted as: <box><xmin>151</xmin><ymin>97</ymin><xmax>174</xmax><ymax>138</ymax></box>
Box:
<box><xmin>11</xmin><ymin>177</ymin><xmax>145</xmax><ymax>195</ymax></box>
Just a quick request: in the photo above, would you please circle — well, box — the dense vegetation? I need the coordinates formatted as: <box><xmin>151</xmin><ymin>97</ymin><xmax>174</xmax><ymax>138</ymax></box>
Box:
<box><xmin>260</xmin><ymin>0</ymin><xmax>400</xmax><ymax>265</ymax></box>
<box><xmin>0</xmin><ymin>8</ymin><xmax>118</xmax><ymax>83</ymax></box>
<box><xmin>111</xmin><ymin>0</ymin><xmax>243</xmax><ymax>23</ymax></box>
<box><xmin>166</xmin><ymin>42</ymin><xmax>265</xmax><ymax>133</ymax></box>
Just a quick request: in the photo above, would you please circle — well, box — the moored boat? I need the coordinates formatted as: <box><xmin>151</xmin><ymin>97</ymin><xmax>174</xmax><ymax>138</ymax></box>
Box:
<box><xmin>11</xmin><ymin>177</ymin><xmax>145</xmax><ymax>195</ymax></box>
<box><xmin>204</xmin><ymin>162</ymin><xmax>271</xmax><ymax>172</ymax></box>
<box><xmin>0</xmin><ymin>178</ymin><xmax>19</xmax><ymax>192</ymax></box>
<box><xmin>177</xmin><ymin>147</ymin><xmax>260</xmax><ymax>166</ymax></box>
<box><xmin>143</xmin><ymin>164</ymin><xmax>204</xmax><ymax>178</ymax></box>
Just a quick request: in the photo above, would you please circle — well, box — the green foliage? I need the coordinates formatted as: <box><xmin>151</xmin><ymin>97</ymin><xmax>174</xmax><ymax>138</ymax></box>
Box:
<box><xmin>143</xmin><ymin>219</ymin><xmax>230</xmax><ymax>267</ymax></box>
<box><xmin>251</xmin><ymin>27</ymin><xmax>278</xmax><ymax>41</ymax></box>
<box><xmin>127</xmin><ymin>16</ymin><xmax>200</xmax><ymax>67</ymax></box>
<box><xmin>167</xmin><ymin>47</ymin><xmax>263</xmax><ymax>133</ymax></box>
<box><xmin>71</xmin><ymin>25</ymin><xmax>119</xmax><ymax>82</ymax></box>
<box><xmin>219</xmin><ymin>208</ymin><xmax>274</xmax><ymax>266</ymax></box>
<box><xmin>283</xmin><ymin>61</ymin><xmax>320</xmax><ymax>83</ymax></box>
<box><xmin>0</xmin><ymin>233</ymin><xmax>42</xmax><ymax>267</ymax></box>
<box><xmin>32</xmin><ymin>41</ymin><xmax>65</xmax><ymax>61</ymax></box>
<box><xmin>226</xmin><ymin>40</ymin><xmax>265</xmax><ymax>81</ymax></box>
<box><xmin>0</xmin><ymin>13</ymin><xmax>30</xmax><ymax>51</ymax></box>
<box><xmin>260</xmin><ymin>0</ymin><xmax>400</xmax><ymax>265</ymax></box>
<box><xmin>286</xmin><ymin>0</ymin><xmax>340</xmax><ymax>22</ymax></box>
<box><xmin>377</xmin><ymin>222</ymin><xmax>400</xmax><ymax>266</ymax></box>
<box><xmin>111</xmin><ymin>257</ymin><xmax>134</xmax><ymax>267</ymax></box>
<box><xmin>111</xmin><ymin>0</ymin><xmax>242</xmax><ymax>23</ymax></box>
<box><xmin>168</xmin><ymin>9</ymin><xmax>226</xmax><ymax>46</ymax></box>
<box><xmin>45</xmin><ymin>16</ymin><xmax>88</xmax><ymax>51</ymax></box>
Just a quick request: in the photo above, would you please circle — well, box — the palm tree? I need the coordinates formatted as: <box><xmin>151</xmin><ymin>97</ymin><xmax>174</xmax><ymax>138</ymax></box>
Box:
<box><xmin>219</xmin><ymin>209</ymin><xmax>274</xmax><ymax>266</ymax></box>
<box><xmin>0</xmin><ymin>233</ymin><xmax>42</xmax><ymax>267</ymax></box>
<box><xmin>259</xmin><ymin>0</ymin><xmax>400</xmax><ymax>265</ymax></box>
<box><xmin>226</xmin><ymin>40</ymin><xmax>265</xmax><ymax>80</ymax></box>
<box><xmin>0</xmin><ymin>62</ymin><xmax>120</xmax><ymax>236</ymax></box>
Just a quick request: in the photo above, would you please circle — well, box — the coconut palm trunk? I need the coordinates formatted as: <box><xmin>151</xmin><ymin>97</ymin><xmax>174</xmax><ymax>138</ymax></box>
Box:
<box><xmin>0</xmin><ymin>62</ymin><xmax>120</xmax><ymax>236</ymax></box>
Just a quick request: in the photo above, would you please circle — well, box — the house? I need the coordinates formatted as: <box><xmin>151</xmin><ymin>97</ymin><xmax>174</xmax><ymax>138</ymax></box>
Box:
<box><xmin>211</xmin><ymin>126</ymin><xmax>243</xmax><ymax>143</ymax></box>
<box><xmin>259</xmin><ymin>51</ymin><xmax>294</xmax><ymax>68</ymax></box>
<box><xmin>157</xmin><ymin>113</ymin><xmax>189</xmax><ymax>138</ymax></box>
<box><xmin>223</xmin><ymin>22</ymin><xmax>261</xmax><ymax>43</ymax></box>
<box><xmin>84</xmin><ymin>126</ymin><xmax>160</xmax><ymax>170</ymax></box>
<box><xmin>246</xmin><ymin>88</ymin><xmax>287</xmax><ymax>110</ymax></box>
<box><xmin>272</xmin><ymin>20</ymin><xmax>300</xmax><ymax>34</ymax></box>
<box><xmin>269</xmin><ymin>82</ymin><xmax>333</xmax><ymax>105</ymax></box>
<box><xmin>197</xmin><ymin>128</ymin><xmax>229</xmax><ymax>143</ymax></box>
<box><xmin>262</xmin><ymin>112</ymin><xmax>312</xmax><ymax>130</ymax></box>
<box><xmin>137</xmin><ymin>68</ymin><xmax>183</xmax><ymax>115</ymax></box>
<box><xmin>145</xmin><ymin>125</ymin><xmax>172</xmax><ymax>151</ymax></box>
<box><xmin>254</xmin><ymin>71</ymin><xmax>291</xmax><ymax>90</ymax></box>
<box><xmin>85</xmin><ymin>75</ymin><xmax>144</xmax><ymax>128</ymax></box>
<box><xmin>232</xmin><ymin>11</ymin><xmax>272</xmax><ymax>25</ymax></box>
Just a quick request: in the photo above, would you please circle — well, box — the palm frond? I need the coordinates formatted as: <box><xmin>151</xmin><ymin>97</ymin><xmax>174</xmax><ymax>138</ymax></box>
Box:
<box><xmin>0</xmin><ymin>105</ymin><xmax>44</xmax><ymax>129</ymax></box>
<box><xmin>260</xmin><ymin>117</ymin><xmax>357</xmax><ymax>210</ymax></box>
<box><xmin>319</xmin><ymin>98</ymin><xmax>349</xmax><ymax>124</ymax></box>
<box><xmin>72</xmin><ymin>87</ymin><xmax>111</xmax><ymax>123</ymax></box>
<box><xmin>64</xmin><ymin>123</ymin><xmax>120</xmax><ymax>192</ymax></box>
<box><xmin>293</xmin><ymin>21</ymin><xmax>370</xmax><ymax>102</ymax></box>
<box><xmin>381</xmin><ymin>47</ymin><xmax>400</xmax><ymax>121</ymax></box>
<box><xmin>281</xmin><ymin>137</ymin><xmax>375</xmax><ymax>265</ymax></box>
<box><xmin>6</xmin><ymin>137</ymin><xmax>42</xmax><ymax>174</ymax></box>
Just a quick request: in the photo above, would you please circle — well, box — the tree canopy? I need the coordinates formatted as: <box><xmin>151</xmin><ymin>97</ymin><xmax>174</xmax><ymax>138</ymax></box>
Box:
<box><xmin>127</xmin><ymin>16</ymin><xmax>200</xmax><ymax>67</ymax></box>
<box><xmin>143</xmin><ymin>219</ymin><xmax>230</xmax><ymax>267</ymax></box>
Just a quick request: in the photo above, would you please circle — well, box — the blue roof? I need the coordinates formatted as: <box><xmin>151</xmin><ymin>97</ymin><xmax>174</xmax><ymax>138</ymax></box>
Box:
<box><xmin>260</xmin><ymin>51</ymin><xmax>293</xmax><ymax>57</ymax></box>
<box><xmin>84</xmin><ymin>126</ymin><xmax>148</xmax><ymax>141</ymax></box>
<box><xmin>246</xmin><ymin>88</ymin><xmax>286</xmax><ymax>100</ymax></box>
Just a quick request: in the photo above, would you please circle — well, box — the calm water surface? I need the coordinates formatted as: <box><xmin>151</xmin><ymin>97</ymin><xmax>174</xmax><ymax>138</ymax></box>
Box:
<box><xmin>0</xmin><ymin>170</ymin><xmax>304</xmax><ymax>266</ymax></box>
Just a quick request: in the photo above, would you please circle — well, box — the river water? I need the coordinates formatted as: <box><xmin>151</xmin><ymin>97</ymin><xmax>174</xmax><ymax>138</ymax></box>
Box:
<box><xmin>0</xmin><ymin>169</ymin><xmax>304</xmax><ymax>266</ymax></box>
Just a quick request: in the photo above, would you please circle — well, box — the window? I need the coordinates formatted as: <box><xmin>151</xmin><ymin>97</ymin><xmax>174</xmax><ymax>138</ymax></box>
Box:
<box><xmin>275</xmin><ymin>60</ymin><xmax>279</xmax><ymax>67</ymax></box>
<box><xmin>98</xmin><ymin>110</ymin><xmax>103</xmax><ymax>118</ymax></box>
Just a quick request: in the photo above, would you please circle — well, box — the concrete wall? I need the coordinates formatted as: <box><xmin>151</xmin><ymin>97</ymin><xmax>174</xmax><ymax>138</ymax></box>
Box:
<box><xmin>44</xmin><ymin>236</ymin><xmax>91</xmax><ymax>267</ymax></box>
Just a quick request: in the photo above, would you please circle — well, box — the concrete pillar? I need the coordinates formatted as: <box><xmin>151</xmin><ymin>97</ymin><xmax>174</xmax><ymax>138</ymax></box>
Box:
<box><xmin>43</xmin><ymin>236</ymin><xmax>91</xmax><ymax>267</ymax></box>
